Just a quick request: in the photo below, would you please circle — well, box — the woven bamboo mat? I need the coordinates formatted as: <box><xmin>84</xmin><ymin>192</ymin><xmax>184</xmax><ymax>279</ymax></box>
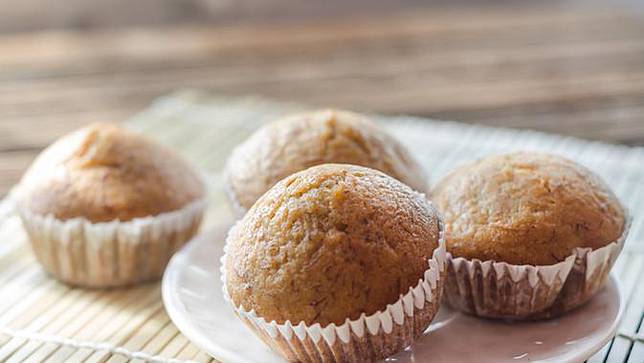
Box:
<box><xmin>0</xmin><ymin>90</ymin><xmax>643</xmax><ymax>363</ymax></box>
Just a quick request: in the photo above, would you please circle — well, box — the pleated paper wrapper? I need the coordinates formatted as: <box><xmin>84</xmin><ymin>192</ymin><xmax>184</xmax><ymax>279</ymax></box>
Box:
<box><xmin>220</xmin><ymin>221</ymin><xmax>446</xmax><ymax>362</ymax></box>
<box><xmin>222</xmin><ymin>170</ymin><xmax>248</xmax><ymax>218</ymax></box>
<box><xmin>445</xmin><ymin>215</ymin><xmax>631</xmax><ymax>320</ymax></box>
<box><xmin>17</xmin><ymin>196</ymin><xmax>207</xmax><ymax>288</ymax></box>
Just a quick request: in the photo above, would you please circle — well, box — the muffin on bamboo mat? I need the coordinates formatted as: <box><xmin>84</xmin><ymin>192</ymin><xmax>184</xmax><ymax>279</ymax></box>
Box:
<box><xmin>432</xmin><ymin>152</ymin><xmax>629</xmax><ymax>320</ymax></box>
<box><xmin>224</xmin><ymin>109</ymin><xmax>426</xmax><ymax>216</ymax></box>
<box><xmin>222</xmin><ymin>164</ymin><xmax>445</xmax><ymax>362</ymax></box>
<box><xmin>16</xmin><ymin>123</ymin><xmax>207</xmax><ymax>287</ymax></box>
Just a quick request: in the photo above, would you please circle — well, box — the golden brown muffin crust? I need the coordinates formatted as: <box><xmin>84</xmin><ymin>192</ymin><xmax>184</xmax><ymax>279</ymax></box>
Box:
<box><xmin>225</xmin><ymin>164</ymin><xmax>440</xmax><ymax>326</ymax></box>
<box><xmin>225</xmin><ymin>109</ymin><xmax>426</xmax><ymax>212</ymax></box>
<box><xmin>18</xmin><ymin>123</ymin><xmax>205</xmax><ymax>222</ymax></box>
<box><xmin>432</xmin><ymin>152</ymin><xmax>625</xmax><ymax>265</ymax></box>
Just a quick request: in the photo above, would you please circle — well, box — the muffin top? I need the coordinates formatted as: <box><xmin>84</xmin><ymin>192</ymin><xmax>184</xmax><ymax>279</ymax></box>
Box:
<box><xmin>432</xmin><ymin>152</ymin><xmax>625</xmax><ymax>265</ymax></box>
<box><xmin>224</xmin><ymin>164</ymin><xmax>441</xmax><ymax>326</ymax></box>
<box><xmin>18</xmin><ymin>123</ymin><xmax>205</xmax><ymax>222</ymax></box>
<box><xmin>225</xmin><ymin>109</ymin><xmax>426</xmax><ymax>212</ymax></box>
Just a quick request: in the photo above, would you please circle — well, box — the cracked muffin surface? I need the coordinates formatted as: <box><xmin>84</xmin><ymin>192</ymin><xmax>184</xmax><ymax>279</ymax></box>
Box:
<box><xmin>432</xmin><ymin>152</ymin><xmax>625</xmax><ymax>265</ymax></box>
<box><xmin>18</xmin><ymin>123</ymin><xmax>205</xmax><ymax>222</ymax></box>
<box><xmin>224</xmin><ymin>109</ymin><xmax>426</xmax><ymax>213</ymax></box>
<box><xmin>224</xmin><ymin>164</ymin><xmax>440</xmax><ymax>326</ymax></box>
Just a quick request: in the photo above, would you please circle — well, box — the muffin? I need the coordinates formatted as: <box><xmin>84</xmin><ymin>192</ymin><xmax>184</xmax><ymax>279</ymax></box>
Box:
<box><xmin>16</xmin><ymin>123</ymin><xmax>207</xmax><ymax>287</ymax></box>
<box><xmin>222</xmin><ymin>164</ymin><xmax>445</xmax><ymax>362</ymax></box>
<box><xmin>224</xmin><ymin>109</ymin><xmax>426</xmax><ymax>216</ymax></box>
<box><xmin>432</xmin><ymin>152</ymin><xmax>629</xmax><ymax>319</ymax></box>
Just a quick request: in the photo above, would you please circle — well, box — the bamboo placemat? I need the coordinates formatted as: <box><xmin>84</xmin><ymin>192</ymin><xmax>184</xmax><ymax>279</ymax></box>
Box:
<box><xmin>0</xmin><ymin>90</ymin><xmax>642</xmax><ymax>363</ymax></box>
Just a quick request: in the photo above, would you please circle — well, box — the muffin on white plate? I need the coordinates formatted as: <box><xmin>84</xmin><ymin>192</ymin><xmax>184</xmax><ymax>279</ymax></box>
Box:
<box><xmin>433</xmin><ymin>152</ymin><xmax>628</xmax><ymax>319</ymax></box>
<box><xmin>16</xmin><ymin>123</ymin><xmax>207</xmax><ymax>287</ymax></box>
<box><xmin>222</xmin><ymin>164</ymin><xmax>445</xmax><ymax>362</ymax></box>
<box><xmin>224</xmin><ymin>109</ymin><xmax>426</xmax><ymax>216</ymax></box>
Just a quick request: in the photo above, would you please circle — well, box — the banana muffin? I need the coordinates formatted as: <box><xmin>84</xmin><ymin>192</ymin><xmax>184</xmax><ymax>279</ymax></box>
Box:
<box><xmin>224</xmin><ymin>109</ymin><xmax>426</xmax><ymax>216</ymax></box>
<box><xmin>17</xmin><ymin>123</ymin><xmax>207</xmax><ymax>287</ymax></box>
<box><xmin>223</xmin><ymin>164</ymin><xmax>445</xmax><ymax>362</ymax></box>
<box><xmin>433</xmin><ymin>152</ymin><xmax>627</xmax><ymax>319</ymax></box>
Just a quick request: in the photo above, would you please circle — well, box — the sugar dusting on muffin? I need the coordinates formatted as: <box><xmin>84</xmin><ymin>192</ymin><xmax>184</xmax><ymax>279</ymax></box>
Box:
<box><xmin>225</xmin><ymin>163</ymin><xmax>440</xmax><ymax>326</ymax></box>
<box><xmin>16</xmin><ymin>122</ymin><xmax>207</xmax><ymax>287</ymax></box>
<box><xmin>433</xmin><ymin>152</ymin><xmax>625</xmax><ymax>265</ymax></box>
<box><xmin>18</xmin><ymin>123</ymin><xmax>205</xmax><ymax>222</ymax></box>
<box><xmin>224</xmin><ymin>109</ymin><xmax>426</xmax><ymax>214</ymax></box>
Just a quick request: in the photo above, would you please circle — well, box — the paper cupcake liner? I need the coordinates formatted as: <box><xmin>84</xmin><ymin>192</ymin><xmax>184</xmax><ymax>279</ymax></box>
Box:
<box><xmin>220</xmin><ymin>219</ymin><xmax>446</xmax><ymax>362</ymax></box>
<box><xmin>18</xmin><ymin>197</ymin><xmax>207</xmax><ymax>287</ymax></box>
<box><xmin>445</xmin><ymin>214</ymin><xmax>631</xmax><ymax>320</ymax></box>
<box><xmin>222</xmin><ymin>171</ymin><xmax>248</xmax><ymax>218</ymax></box>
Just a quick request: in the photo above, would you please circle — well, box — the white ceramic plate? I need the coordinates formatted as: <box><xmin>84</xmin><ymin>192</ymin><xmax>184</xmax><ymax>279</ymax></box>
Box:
<box><xmin>162</xmin><ymin>224</ymin><xmax>625</xmax><ymax>363</ymax></box>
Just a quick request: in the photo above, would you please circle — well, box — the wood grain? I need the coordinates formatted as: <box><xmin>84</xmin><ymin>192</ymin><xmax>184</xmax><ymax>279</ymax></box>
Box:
<box><xmin>1</xmin><ymin>4</ymin><xmax>644</xmax><ymax>197</ymax></box>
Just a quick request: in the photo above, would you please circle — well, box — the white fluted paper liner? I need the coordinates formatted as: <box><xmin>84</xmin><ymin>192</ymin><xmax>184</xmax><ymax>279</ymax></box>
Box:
<box><xmin>445</xmin><ymin>214</ymin><xmax>631</xmax><ymax>320</ymax></box>
<box><xmin>18</xmin><ymin>197</ymin><xmax>207</xmax><ymax>287</ymax></box>
<box><xmin>222</xmin><ymin>171</ymin><xmax>247</xmax><ymax>218</ymax></box>
<box><xmin>220</xmin><ymin>219</ymin><xmax>446</xmax><ymax>362</ymax></box>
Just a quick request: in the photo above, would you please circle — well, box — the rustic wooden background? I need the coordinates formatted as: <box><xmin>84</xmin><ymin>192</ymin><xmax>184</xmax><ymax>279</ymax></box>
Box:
<box><xmin>1</xmin><ymin>0</ymin><xmax>644</xmax><ymax>197</ymax></box>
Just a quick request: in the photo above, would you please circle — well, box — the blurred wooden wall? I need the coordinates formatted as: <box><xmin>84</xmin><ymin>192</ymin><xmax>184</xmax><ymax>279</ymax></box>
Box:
<box><xmin>1</xmin><ymin>0</ymin><xmax>643</xmax><ymax>195</ymax></box>
<box><xmin>0</xmin><ymin>0</ymin><xmax>442</xmax><ymax>32</ymax></box>
<box><xmin>8</xmin><ymin>1</ymin><xmax>635</xmax><ymax>33</ymax></box>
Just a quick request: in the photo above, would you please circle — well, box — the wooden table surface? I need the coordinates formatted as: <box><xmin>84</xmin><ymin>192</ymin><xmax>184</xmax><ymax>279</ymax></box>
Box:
<box><xmin>1</xmin><ymin>1</ymin><xmax>644</xmax><ymax>197</ymax></box>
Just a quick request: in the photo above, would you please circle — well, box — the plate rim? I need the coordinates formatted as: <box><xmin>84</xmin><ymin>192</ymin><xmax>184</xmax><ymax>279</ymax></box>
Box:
<box><xmin>161</xmin><ymin>234</ymin><xmax>261</xmax><ymax>363</ymax></box>
<box><xmin>562</xmin><ymin>272</ymin><xmax>624</xmax><ymax>363</ymax></box>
